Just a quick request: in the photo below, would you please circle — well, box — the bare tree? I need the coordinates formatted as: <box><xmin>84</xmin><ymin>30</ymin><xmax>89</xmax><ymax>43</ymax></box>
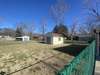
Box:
<box><xmin>0</xmin><ymin>28</ymin><xmax>16</xmax><ymax>37</ymax></box>
<box><xmin>70</xmin><ymin>18</ymin><xmax>78</xmax><ymax>40</ymax></box>
<box><xmin>16</xmin><ymin>21</ymin><xmax>35</xmax><ymax>39</ymax></box>
<box><xmin>29</xmin><ymin>21</ymin><xmax>35</xmax><ymax>33</ymax></box>
<box><xmin>50</xmin><ymin>0</ymin><xmax>69</xmax><ymax>25</ymax></box>
<box><xmin>40</xmin><ymin>17</ymin><xmax>47</xmax><ymax>41</ymax></box>
<box><xmin>85</xmin><ymin>0</ymin><xmax>100</xmax><ymax>20</ymax></box>
<box><xmin>27</xmin><ymin>21</ymin><xmax>35</xmax><ymax>40</ymax></box>
<box><xmin>16</xmin><ymin>22</ymin><xmax>28</xmax><ymax>35</ymax></box>
<box><xmin>81</xmin><ymin>0</ymin><xmax>100</xmax><ymax>34</ymax></box>
<box><xmin>79</xmin><ymin>18</ymin><xmax>96</xmax><ymax>35</ymax></box>
<box><xmin>78</xmin><ymin>0</ymin><xmax>100</xmax><ymax>35</ymax></box>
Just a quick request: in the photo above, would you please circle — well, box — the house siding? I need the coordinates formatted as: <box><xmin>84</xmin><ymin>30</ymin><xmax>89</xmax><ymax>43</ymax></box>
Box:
<box><xmin>52</xmin><ymin>36</ymin><xmax>64</xmax><ymax>45</ymax></box>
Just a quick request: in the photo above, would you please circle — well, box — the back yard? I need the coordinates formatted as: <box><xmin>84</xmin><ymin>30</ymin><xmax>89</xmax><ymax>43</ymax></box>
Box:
<box><xmin>0</xmin><ymin>41</ymin><xmax>86</xmax><ymax>75</ymax></box>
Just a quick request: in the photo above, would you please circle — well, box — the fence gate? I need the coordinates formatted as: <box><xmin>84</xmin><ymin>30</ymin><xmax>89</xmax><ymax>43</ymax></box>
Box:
<box><xmin>57</xmin><ymin>40</ymin><xmax>96</xmax><ymax>75</ymax></box>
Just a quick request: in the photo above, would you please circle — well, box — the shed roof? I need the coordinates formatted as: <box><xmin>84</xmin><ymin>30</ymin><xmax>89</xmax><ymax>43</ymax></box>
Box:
<box><xmin>46</xmin><ymin>32</ymin><xmax>62</xmax><ymax>37</ymax></box>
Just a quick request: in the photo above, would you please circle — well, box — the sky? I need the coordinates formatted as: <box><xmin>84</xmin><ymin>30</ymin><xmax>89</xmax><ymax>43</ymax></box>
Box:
<box><xmin>0</xmin><ymin>0</ymin><xmax>87</xmax><ymax>33</ymax></box>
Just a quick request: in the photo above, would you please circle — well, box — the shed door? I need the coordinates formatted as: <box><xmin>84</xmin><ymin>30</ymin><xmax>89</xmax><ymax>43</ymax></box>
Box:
<box><xmin>47</xmin><ymin>37</ymin><xmax>51</xmax><ymax>44</ymax></box>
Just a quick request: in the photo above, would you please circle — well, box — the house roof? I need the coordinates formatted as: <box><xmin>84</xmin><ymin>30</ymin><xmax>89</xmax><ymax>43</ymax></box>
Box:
<box><xmin>46</xmin><ymin>32</ymin><xmax>63</xmax><ymax>37</ymax></box>
<box><xmin>52</xmin><ymin>33</ymin><xmax>62</xmax><ymax>36</ymax></box>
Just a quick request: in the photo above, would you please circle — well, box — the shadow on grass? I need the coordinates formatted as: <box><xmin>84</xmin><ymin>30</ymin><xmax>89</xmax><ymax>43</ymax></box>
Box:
<box><xmin>54</xmin><ymin>44</ymin><xmax>87</xmax><ymax>57</ymax></box>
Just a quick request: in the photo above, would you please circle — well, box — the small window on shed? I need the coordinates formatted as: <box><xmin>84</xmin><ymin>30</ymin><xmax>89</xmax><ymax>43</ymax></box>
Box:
<box><xmin>59</xmin><ymin>37</ymin><xmax>61</xmax><ymax>41</ymax></box>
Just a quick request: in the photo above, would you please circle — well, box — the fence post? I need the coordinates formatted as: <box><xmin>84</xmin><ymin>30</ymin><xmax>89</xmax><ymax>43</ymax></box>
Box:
<box><xmin>92</xmin><ymin>41</ymin><xmax>96</xmax><ymax>75</ymax></box>
<box><xmin>94</xmin><ymin>29</ymin><xmax>100</xmax><ymax>57</ymax></box>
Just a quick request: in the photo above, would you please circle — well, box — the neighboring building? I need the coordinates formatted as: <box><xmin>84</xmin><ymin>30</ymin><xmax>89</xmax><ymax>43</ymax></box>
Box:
<box><xmin>72</xmin><ymin>33</ymin><xmax>93</xmax><ymax>41</ymax></box>
<box><xmin>94</xmin><ymin>27</ymin><xmax>100</xmax><ymax>57</ymax></box>
<box><xmin>78</xmin><ymin>34</ymin><xmax>92</xmax><ymax>41</ymax></box>
<box><xmin>32</xmin><ymin>33</ymin><xmax>43</xmax><ymax>41</ymax></box>
<box><xmin>16</xmin><ymin>36</ymin><xmax>30</xmax><ymax>41</ymax></box>
<box><xmin>45</xmin><ymin>32</ymin><xmax>64</xmax><ymax>45</ymax></box>
<box><xmin>4</xmin><ymin>36</ymin><xmax>15</xmax><ymax>40</ymax></box>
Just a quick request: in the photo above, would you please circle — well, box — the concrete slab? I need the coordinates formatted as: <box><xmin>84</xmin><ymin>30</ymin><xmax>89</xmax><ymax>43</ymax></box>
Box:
<box><xmin>95</xmin><ymin>61</ymin><xmax>100</xmax><ymax>75</ymax></box>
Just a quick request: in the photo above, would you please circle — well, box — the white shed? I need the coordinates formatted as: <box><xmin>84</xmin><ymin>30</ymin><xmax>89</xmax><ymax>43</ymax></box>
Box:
<box><xmin>16</xmin><ymin>36</ymin><xmax>30</xmax><ymax>41</ymax></box>
<box><xmin>45</xmin><ymin>33</ymin><xmax>64</xmax><ymax>45</ymax></box>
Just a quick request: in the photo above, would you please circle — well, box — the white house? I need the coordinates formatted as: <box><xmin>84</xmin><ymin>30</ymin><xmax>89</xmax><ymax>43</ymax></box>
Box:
<box><xmin>16</xmin><ymin>36</ymin><xmax>30</xmax><ymax>41</ymax></box>
<box><xmin>0</xmin><ymin>35</ymin><xmax>15</xmax><ymax>40</ymax></box>
<box><xmin>4</xmin><ymin>36</ymin><xmax>15</xmax><ymax>40</ymax></box>
<box><xmin>0</xmin><ymin>36</ymin><xmax>2</xmax><ymax>38</ymax></box>
<box><xmin>45</xmin><ymin>33</ymin><xmax>64</xmax><ymax>45</ymax></box>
